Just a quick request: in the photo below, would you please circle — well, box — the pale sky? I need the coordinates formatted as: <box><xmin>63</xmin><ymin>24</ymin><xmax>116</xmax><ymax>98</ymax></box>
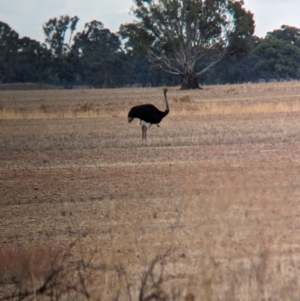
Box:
<box><xmin>0</xmin><ymin>0</ymin><xmax>300</xmax><ymax>42</ymax></box>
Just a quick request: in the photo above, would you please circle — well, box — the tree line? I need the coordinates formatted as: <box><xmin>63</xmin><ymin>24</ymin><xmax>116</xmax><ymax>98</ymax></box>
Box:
<box><xmin>1</xmin><ymin>0</ymin><xmax>300</xmax><ymax>89</ymax></box>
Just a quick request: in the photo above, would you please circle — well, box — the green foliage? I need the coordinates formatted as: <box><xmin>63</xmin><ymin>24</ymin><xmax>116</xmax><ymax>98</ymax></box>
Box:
<box><xmin>73</xmin><ymin>20</ymin><xmax>125</xmax><ymax>87</ymax></box>
<box><xmin>42</xmin><ymin>15</ymin><xmax>81</xmax><ymax>87</ymax></box>
<box><xmin>0</xmin><ymin>22</ymin><xmax>19</xmax><ymax>82</ymax></box>
<box><xmin>43</xmin><ymin>15</ymin><xmax>79</xmax><ymax>57</ymax></box>
<box><xmin>267</xmin><ymin>25</ymin><xmax>300</xmax><ymax>47</ymax></box>
<box><xmin>17</xmin><ymin>37</ymin><xmax>52</xmax><ymax>83</ymax></box>
<box><xmin>53</xmin><ymin>52</ymin><xmax>81</xmax><ymax>88</ymax></box>
<box><xmin>73</xmin><ymin>21</ymin><xmax>120</xmax><ymax>56</ymax></box>
<box><xmin>253</xmin><ymin>37</ymin><xmax>300</xmax><ymax>78</ymax></box>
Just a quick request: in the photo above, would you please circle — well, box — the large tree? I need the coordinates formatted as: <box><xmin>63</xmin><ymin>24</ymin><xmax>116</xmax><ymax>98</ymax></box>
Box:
<box><xmin>119</xmin><ymin>0</ymin><xmax>254</xmax><ymax>90</ymax></box>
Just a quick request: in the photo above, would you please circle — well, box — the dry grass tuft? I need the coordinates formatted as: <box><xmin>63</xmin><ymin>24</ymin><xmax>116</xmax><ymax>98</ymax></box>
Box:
<box><xmin>39</xmin><ymin>104</ymin><xmax>49</xmax><ymax>113</ymax></box>
<box><xmin>198</xmin><ymin>100</ymin><xmax>300</xmax><ymax>115</ymax></box>
<box><xmin>225</xmin><ymin>87</ymin><xmax>238</xmax><ymax>94</ymax></box>
<box><xmin>173</xmin><ymin>95</ymin><xmax>192</xmax><ymax>103</ymax></box>
<box><xmin>74</xmin><ymin>102</ymin><xmax>94</xmax><ymax>113</ymax></box>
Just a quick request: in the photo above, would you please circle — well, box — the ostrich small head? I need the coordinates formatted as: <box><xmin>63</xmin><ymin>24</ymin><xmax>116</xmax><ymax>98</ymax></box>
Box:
<box><xmin>128</xmin><ymin>116</ymin><xmax>133</xmax><ymax>123</ymax></box>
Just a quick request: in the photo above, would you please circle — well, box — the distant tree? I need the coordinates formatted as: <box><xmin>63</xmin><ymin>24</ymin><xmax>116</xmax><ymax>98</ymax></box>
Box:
<box><xmin>253</xmin><ymin>37</ymin><xmax>300</xmax><ymax>80</ymax></box>
<box><xmin>0</xmin><ymin>21</ymin><xmax>19</xmax><ymax>82</ymax></box>
<box><xmin>43</xmin><ymin>15</ymin><xmax>80</xmax><ymax>88</ymax></box>
<box><xmin>266</xmin><ymin>25</ymin><xmax>300</xmax><ymax>47</ymax></box>
<box><xmin>73</xmin><ymin>20</ymin><xmax>126</xmax><ymax>87</ymax></box>
<box><xmin>119</xmin><ymin>0</ymin><xmax>254</xmax><ymax>90</ymax></box>
<box><xmin>202</xmin><ymin>35</ymin><xmax>262</xmax><ymax>84</ymax></box>
<box><xmin>43</xmin><ymin>15</ymin><xmax>79</xmax><ymax>56</ymax></box>
<box><xmin>16</xmin><ymin>37</ymin><xmax>52</xmax><ymax>85</ymax></box>
<box><xmin>74</xmin><ymin>21</ymin><xmax>120</xmax><ymax>56</ymax></box>
<box><xmin>129</xmin><ymin>52</ymin><xmax>153</xmax><ymax>86</ymax></box>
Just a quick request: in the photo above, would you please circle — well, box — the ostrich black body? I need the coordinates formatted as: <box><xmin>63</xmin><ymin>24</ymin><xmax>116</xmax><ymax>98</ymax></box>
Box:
<box><xmin>128</xmin><ymin>104</ymin><xmax>169</xmax><ymax>124</ymax></box>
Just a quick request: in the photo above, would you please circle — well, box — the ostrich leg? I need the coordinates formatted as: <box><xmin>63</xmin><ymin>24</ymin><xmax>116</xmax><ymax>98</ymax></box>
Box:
<box><xmin>142</xmin><ymin>125</ymin><xmax>147</xmax><ymax>141</ymax></box>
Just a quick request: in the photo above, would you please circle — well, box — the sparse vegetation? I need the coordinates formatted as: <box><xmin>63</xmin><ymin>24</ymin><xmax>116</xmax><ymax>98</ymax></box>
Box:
<box><xmin>2</xmin><ymin>82</ymin><xmax>300</xmax><ymax>300</ymax></box>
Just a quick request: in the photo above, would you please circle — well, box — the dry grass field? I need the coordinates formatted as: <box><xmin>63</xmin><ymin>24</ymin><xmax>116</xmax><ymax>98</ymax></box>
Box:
<box><xmin>1</xmin><ymin>82</ymin><xmax>300</xmax><ymax>300</ymax></box>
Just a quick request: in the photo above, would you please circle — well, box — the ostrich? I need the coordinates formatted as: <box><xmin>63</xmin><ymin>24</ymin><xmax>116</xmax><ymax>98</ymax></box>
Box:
<box><xmin>128</xmin><ymin>88</ymin><xmax>169</xmax><ymax>141</ymax></box>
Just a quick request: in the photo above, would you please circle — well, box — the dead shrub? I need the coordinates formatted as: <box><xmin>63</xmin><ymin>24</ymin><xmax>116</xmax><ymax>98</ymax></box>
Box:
<box><xmin>39</xmin><ymin>104</ymin><xmax>48</xmax><ymax>112</ymax></box>
<box><xmin>0</xmin><ymin>244</ymin><xmax>62</xmax><ymax>285</ymax></box>
<box><xmin>184</xmin><ymin>103</ymin><xmax>198</xmax><ymax>111</ymax></box>
<box><xmin>226</xmin><ymin>87</ymin><xmax>238</xmax><ymax>94</ymax></box>
<box><xmin>180</xmin><ymin>95</ymin><xmax>192</xmax><ymax>103</ymax></box>
<box><xmin>1</xmin><ymin>243</ymin><xmax>188</xmax><ymax>301</ymax></box>
<box><xmin>174</xmin><ymin>95</ymin><xmax>192</xmax><ymax>103</ymax></box>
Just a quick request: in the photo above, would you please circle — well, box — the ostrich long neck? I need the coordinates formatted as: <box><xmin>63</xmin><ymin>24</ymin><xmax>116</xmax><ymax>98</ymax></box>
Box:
<box><xmin>164</xmin><ymin>90</ymin><xmax>169</xmax><ymax>112</ymax></box>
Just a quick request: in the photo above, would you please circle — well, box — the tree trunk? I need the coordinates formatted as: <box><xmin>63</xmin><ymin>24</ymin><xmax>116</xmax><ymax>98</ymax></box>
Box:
<box><xmin>180</xmin><ymin>71</ymin><xmax>202</xmax><ymax>90</ymax></box>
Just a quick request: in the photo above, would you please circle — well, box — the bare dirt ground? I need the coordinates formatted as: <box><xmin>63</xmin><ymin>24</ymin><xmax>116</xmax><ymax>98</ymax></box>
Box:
<box><xmin>1</xmin><ymin>83</ymin><xmax>300</xmax><ymax>300</ymax></box>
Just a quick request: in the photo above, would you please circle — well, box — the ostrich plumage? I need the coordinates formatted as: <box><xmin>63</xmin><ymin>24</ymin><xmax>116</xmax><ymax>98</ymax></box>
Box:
<box><xmin>128</xmin><ymin>88</ymin><xmax>169</xmax><ymax>140</ymax></box>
